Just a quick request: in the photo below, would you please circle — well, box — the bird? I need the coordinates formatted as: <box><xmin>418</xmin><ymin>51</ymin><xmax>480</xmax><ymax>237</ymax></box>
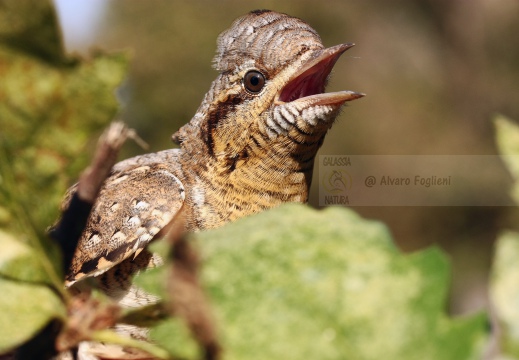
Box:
<box><xmin>59</xmin><ymin>8</ymin><xmax>363</xmax><ymax>358</ymax></box>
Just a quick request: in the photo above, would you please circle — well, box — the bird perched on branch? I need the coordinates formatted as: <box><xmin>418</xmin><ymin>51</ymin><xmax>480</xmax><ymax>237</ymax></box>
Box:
<box><xmin>59</xmin><ymin>8</ymin><xmax>363</xmax><ymax>357</ymax></box>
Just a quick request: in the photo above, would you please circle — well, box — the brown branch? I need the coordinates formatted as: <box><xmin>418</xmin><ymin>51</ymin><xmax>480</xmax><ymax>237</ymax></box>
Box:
<box><xmin>77</xmin><ymin>121</ymin><xmax>145</xmax><ymax>203</ymax></box>
<box><xmin>55</xmin><ymin>292</ymin><xmax>120</xmax><ymax>353</ymax></box>
<box><xmin>166</xmin><ymin>210</ymin><xmax>222</xmax><ymax>360</ymax></box>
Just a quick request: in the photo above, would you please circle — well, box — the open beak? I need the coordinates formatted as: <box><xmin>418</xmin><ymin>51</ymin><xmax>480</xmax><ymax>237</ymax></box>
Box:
<box><xmin>277</xmin><ymin>43</ymin><xmax>365</xmax><ymax>106</ymax></box>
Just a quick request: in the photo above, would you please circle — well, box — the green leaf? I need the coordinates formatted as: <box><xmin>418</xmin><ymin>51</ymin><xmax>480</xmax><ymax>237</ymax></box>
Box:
<box><xmin>491</xmin><ymin>231</ymin><xmax>519</xmax><ymax>358</ymax></box>
<box><xmin>495</xmin><ymin>114</ymin><xmax>519</xmax><ymax>204</ymax></box>
<box><xmin>0</xmin><ymin>0</ymin><xmax>128</xmax><ymax>293</ymax></box>
<box><xmin>0</xmin><ymin>0</ymin><xmax>129</xmax><ymax>235</ymax></box>
<box><xmin>192</xmin><ymin>204</ymin><xmax>486</xmax><ymax>360</ymax></box>
<box><xmin>496</xmin><ymin>114</ymin><xmax>519</xmax><ymax>177</ymax></box>
<box><xmin>0</xmin><ymin>277</ymin><xmax>66</xmax><ymax>353</ymax></box>
<box><xmin>0</xmin><ymin>229</ymin><xmax>52</xmax><ymax>283</ymax></box>
<box><xmin>90</xmin><ymin>329</ymin><xmax>170</xmax><ymax>360</ymax></box>
<box><xmin>145</xmin><ymin>204</ymin><xmax>485</xmax><ymax>359</ymax></box>
<box><xmin>493</xmin><ymin>116</ymin><xmax>519</xmax><ymax>359</ymax></box>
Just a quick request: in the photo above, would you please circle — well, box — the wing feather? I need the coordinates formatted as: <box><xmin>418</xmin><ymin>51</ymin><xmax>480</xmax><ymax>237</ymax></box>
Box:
<box><xmin>66</xmin><ymin>162</ymin><xmax>185</xmax><ymax>286</ymax></box>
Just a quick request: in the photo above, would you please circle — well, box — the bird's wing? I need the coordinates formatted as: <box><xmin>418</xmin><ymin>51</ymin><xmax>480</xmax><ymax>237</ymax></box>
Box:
<box><xmin>65</xmin><ymin>162</ymin><xmax>185</xmax><ymax>286</ymax></box>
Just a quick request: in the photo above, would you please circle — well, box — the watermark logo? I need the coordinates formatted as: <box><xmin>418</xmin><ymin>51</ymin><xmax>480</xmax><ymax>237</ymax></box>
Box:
<box><xmin>322</xmin><ymin>168</ymin><xmax>352</xmax><ymax>193</ymax></box>
<box><xmin>320</xmin><ymin>156</ymin><xmax>352</xmax><ymax>205</ymax></box>
<box><xmin>318</xmin><ymin>155</ymin><xmax>514</xmax><ymax>206</ymax></box>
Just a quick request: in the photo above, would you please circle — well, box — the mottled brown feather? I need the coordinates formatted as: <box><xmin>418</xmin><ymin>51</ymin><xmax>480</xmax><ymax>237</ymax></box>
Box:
<box><xmin>66</xmin><ymin>150</ymin><xmax>185</xmax><ymax>285</ymax></box>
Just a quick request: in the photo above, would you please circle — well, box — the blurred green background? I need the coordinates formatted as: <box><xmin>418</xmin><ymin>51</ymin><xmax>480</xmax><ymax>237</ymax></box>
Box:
<box><xmin>53</xmin><ymin>0</ymin><xmax>519</xmax><ymax>316</ymax></box>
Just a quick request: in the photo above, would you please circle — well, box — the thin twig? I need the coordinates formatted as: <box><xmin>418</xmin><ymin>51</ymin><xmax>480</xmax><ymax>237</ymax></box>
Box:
<box><xmin>77</xmin><ymin>121</ymin><xmax>132</xmax><ymax>203</ymax></box>
<box><xmin>166</xmin><ymin>209</ymin><xmax>222</xmax><ymax>360</ymax></box>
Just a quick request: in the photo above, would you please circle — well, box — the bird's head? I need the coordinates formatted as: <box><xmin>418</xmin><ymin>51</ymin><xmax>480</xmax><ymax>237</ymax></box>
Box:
<box><xmin>174</xmin><ymin>10</ymin><xmax>363</xmax><ymax>174</ymax></box>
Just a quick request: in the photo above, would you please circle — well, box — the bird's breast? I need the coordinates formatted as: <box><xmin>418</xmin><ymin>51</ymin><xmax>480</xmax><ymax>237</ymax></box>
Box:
<box><xmin>183</xmin><ymin>156</ymin><xmax>311</xmax><ymax>230</ymax></box>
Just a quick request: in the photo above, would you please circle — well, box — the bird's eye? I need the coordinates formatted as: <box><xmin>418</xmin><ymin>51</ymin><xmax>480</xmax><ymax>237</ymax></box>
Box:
<box><xmin>243</xmin><ymin>70</ymin><xmax>266</xmax><ymax>94</ymax></box>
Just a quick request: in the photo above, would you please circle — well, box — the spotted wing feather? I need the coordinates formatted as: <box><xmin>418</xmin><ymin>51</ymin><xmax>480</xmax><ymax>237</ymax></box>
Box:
<box><xmin>66</xmin><ymin>163</ymin><xmax>185</xmax><ymax>286</ymax></box>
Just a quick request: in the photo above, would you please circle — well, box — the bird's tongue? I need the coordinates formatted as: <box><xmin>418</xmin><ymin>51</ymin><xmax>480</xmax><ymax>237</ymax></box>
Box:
<box><xmin>278</xmin><ymin>43</ymin><xmax>363</xmax><ymax>105</ymax></box>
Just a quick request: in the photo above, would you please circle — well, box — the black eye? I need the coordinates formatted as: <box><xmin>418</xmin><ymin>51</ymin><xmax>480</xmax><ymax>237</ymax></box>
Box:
<box><xmin>243</xmin><ymin>70</ymin><xmax>266</xmax><ymax>94</ymax></box>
